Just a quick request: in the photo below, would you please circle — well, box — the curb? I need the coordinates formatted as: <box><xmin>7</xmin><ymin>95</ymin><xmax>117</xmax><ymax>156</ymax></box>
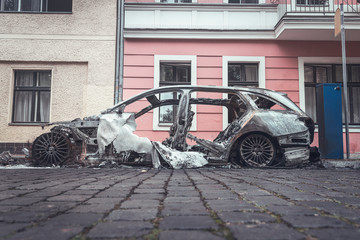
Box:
<box><xmin>322</xmin><ymin>159</ymin><xmax>360</xmax><ymax>169</ymax></box>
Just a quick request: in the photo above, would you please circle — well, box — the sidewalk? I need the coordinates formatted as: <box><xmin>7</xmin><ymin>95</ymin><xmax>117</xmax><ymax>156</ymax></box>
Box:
<box><xmin>322</xmin><ymin>152</ymin><xmax>360</xmax><ymax>169</ymax></box>
<box><xmin>0</xmin><ymin>168</ymin><xmax>359</xmax><ymax>240</ymax></box>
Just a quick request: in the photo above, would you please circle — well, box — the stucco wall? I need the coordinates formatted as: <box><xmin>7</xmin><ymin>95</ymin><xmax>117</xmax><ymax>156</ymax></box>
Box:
<box><xmin>0</xmin><ymin>0</ymin><xmax>117</xmax><ymax>143</ymax></box>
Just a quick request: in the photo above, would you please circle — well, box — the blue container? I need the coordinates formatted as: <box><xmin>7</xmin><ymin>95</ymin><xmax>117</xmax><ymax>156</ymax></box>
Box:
<box><xmin>316</xmin><ymin>83</ymin><xmax>343</xmax><ymax>159</ymax></box>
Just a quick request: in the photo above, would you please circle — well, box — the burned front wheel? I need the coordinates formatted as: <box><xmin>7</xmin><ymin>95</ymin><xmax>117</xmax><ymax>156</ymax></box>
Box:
<box><xmin>238</xmin><ymin>134</ymin><xmax>276</xmax><ymax>167</ymax></box>
<box><xmin>32</xmin><ymin>132</ymin><xmax>71</xmax><ymax>166</ymax></box>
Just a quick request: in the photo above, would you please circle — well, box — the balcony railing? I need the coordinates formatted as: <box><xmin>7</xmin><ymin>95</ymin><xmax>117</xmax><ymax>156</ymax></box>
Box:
<box><xmin>277</xmin><ymin>0</ymin><xmax>360</xmax><ymax>17</ymax></box>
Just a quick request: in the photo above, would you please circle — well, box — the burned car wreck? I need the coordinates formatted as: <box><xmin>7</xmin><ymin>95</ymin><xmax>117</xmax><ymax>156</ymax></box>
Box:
<box><xmin>31</xmin><ymin>86</ymin><xmax>316</xmax><ymax>168</ymax></box>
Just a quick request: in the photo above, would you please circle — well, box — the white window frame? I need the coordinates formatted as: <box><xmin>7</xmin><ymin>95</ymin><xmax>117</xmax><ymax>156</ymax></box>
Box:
<box><xmin>153</xmin><ymin>55</ymin><xmax>197</xmax><ymax>131</ymax></box>
<box><xmin>298</xmin><ymin>57</ymin><xmax>360</xmax><ymax>132</ymax></box>
<box><xmin>9</xmin><ymin>67</ymin><xmax>53</xmax><ymax>124</ymax></box>
<box><xmin>222</xmin><ymin>56</ymin><xmax>265</xmax><ymax>130</ymax></box>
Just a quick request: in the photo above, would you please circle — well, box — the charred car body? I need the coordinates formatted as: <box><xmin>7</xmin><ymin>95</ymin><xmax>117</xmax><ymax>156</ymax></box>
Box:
<box><xmin>31</xmin><ymin>86</ymin><xmax>315</xmax><ymax>168</ymax></box>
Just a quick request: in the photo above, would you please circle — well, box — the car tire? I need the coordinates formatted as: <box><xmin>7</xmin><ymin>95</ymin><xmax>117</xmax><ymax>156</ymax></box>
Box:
<box><xmin>32</xmin><ymin>132</ymin><xmax>71</xmax><ymax>166</ymax></box>
<box><xmin>238</xmin><ymin>133</ymin><xmax>276</xmax><ymax>167</ymax></box>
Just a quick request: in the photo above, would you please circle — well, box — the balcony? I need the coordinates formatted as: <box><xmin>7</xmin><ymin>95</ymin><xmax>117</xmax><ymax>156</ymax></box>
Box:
<box><xmin>278</xmin><ymin>0</ymin><xmax>360</xmax><ymax>16</ymax></box>
<box><xmin>124</xmin><ymin>2</ymin><xmax>360</xmax><ymax>41</ymax></box>
<box><xmin>275</xmin><ymin>0</ymin><xmax>360</xmax><ymax>40</ymax></box>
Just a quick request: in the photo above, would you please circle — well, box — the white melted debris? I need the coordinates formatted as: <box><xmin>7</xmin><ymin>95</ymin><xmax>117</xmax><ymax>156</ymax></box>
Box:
<box><xmin>97</xmin><ymin>113</ymin><xmax>153</xmax><ymax>155</ymax></box>
<box><xmin>152</xmin><ymin>142</ymin><xmax>208</xmax><ymax>169</ymax></box>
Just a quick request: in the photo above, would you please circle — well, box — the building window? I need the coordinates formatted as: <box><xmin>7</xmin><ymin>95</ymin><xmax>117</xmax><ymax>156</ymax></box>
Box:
<box><xmin>159</xmin><ymin>62</ymin><xmax>191</xmax><ymax>123</ymax></box>
<box><xmin>160</xmin><ymin>0</ymin><xmax>192</xmax><ymax>3</ymax></box>
<box><xmin>228</xmin><ymin>63</ymin><xmax>259</xmax><ymax>87</ymax></box>
<box><xmin>296</xmin><ymin>0</ymin><xmax>327</xmax><ymax>5</ymax></box>
<box><xmin>153</xmin><ymin>55</ymin><xmax>197</xmax><ymax>130</ymax></box>
<box><xmin>228</xmin><ymin>0</ymin><xmax>259</xmax><ymax>3</ymax></box>
<box><xmin>227</xmin><ymin>63</ymin><xmax>259</xmax><ymax>123</ymax></box>
<box><xmin>223</xmin><ymin>56</ymin><xmax>265</xmax><ymax>128</ymax></box>
<box><xmin>0</xmin><ymin>0</ymin><xmax>72</xmax><ymax>12</ymax></box>
<box><xmin>304</xmin><ymin>64</ymin><xmax>360</xmax><ymax>124</ymax></box>
<box><xmin>12</xmin><ymin>70</ymin><xmax>51</xmax><ymax>123</ymax></box>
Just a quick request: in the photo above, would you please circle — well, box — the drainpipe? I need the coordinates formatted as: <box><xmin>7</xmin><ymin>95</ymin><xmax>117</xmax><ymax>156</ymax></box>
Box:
<box><xmin>114</xmin><ymin>0</ymin><xmax>125</xmax><ymax>104</ymax></box>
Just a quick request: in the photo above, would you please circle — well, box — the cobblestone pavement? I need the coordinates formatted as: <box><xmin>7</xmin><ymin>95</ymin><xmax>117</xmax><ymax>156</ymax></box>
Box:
<box><xmin>0</xmin><ymin>168</ymin><xmax>359</xmax><ymax>240</ymax></box>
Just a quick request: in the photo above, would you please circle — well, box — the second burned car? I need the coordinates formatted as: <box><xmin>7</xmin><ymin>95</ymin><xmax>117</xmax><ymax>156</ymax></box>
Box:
<box><xmin>31</xmin><ymin>86</ymin><xmax>315</xmax><ymax>168</ymax></box>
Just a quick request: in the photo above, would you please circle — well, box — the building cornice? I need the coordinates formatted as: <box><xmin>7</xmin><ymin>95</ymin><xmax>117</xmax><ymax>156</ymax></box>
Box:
<box><xmin>125</xmin><ymin>2</ymin><xmax>278</xmax><ymax>11</ymax></box>
<box><xmin>124</xmin><ymin>28</ymin><xmax>275</xmax><ymax>39</ymax></box>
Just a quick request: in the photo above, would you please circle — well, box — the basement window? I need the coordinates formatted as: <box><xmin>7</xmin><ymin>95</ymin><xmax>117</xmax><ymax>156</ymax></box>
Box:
<box><xmin>0</xmin><ymin>0</ymin><xmax>72</xmax><ymax>13</ymax></box>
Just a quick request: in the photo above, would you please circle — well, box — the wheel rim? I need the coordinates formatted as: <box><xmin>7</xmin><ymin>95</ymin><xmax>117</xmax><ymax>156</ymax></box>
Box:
<box><xmin>32</xmin><ymin>132</ymin><xmax>71</xmax><ymax>166</ymax></box>
<box><xmin>239</xmin><ymin>134</ymin><xmax>275</xmax><ymax>167</ymax></box>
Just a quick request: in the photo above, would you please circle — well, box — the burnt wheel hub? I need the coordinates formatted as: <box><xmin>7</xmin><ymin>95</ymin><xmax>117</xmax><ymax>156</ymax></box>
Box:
<box><xmin>32</xmin><ymin>132</ymin><xmax>71</xmax><ymax>166</ymax></box>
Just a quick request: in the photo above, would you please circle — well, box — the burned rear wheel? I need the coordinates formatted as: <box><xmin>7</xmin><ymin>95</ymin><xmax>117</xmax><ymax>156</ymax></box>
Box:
<box><xmin>238</xmin><ymin>134</ymin><xmax>276</xmax><ymax>167</ymax></box>
<box><xmin>32</xmin><ymin>132</ymin><xmax>71</xmax><ymax>166</ymax></box>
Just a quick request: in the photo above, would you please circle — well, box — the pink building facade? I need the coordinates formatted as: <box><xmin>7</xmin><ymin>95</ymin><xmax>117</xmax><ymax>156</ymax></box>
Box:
<box><xmin>122</xmin><ymin>0</ymin><xmax>360</xmax><ymax>153</ymax></box>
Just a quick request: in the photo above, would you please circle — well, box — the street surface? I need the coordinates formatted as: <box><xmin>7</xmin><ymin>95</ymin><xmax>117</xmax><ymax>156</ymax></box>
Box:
<box><xmin>0</xmin><ymin>168</ymin><xmax>359</xmax><ymax>240</ymax></box>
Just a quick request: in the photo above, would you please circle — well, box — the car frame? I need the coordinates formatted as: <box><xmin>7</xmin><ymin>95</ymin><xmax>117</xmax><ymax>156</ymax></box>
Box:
<box><xmin>31</xmin><ymin>85</ymin><xmax>315</xmax><ymax>168</ymax></box>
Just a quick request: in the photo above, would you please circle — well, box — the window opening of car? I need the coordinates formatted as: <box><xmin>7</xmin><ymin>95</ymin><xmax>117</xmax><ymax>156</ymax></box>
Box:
<box><xmin>120</xmin><ymin>92</ymin><xmax>182</xmax><ymax>120</ymax></box>
<box><xmin>244</xmin><ymin>93</ymin><xmax>288</xmax><ymax>111</ymax></box>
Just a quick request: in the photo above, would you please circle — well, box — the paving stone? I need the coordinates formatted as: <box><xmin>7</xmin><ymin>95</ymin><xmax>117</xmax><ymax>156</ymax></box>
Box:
<box><xmin>46</xmin><ymin>213</ymin><xmax>103</xmax><ymax>227</ymax></box>
<box><xmin>95</xmin><ymin>190</ymin><xmax>129</xmax><ymax>198</ymax></box>
<box><xmin>120</xmin><ymin>199</ymin><xmax>160</xmax><ymax>209</ymax></box>
<box><xmin>201</xmin><ymin>192</ymin><xmax>239</xmax><ymax>200</ymax></box>
<box><xmin>159</xmin><ymin>230</ymin><xmax>225</xmax><ymax>240</ymax></box>
<box><xmin>129</xmin><ymin>193</ymin><xmax>164</xmax><ymax>200</ymax></box>
<box><xmin>206</xmin><ymin>199</ymin><xmax>258</xmax><ymax>212</ymax></box>
<box><xmin>167</xmin><ymin>186</ymin><xmax>195</xmax><ymax>191</ymax></box>
<box><xmin>266</xmin><ymin>205</ymin><xmax>319</xmax><ymax>216</ymax></box>
<box><xmin>164</xmin><ymin>196</ymin><xmax>201</xmax><ymax>203</ymax></box>
<box><xmin>106</xmin><ymin>208</ymin><xmax>158</xmax><ymax>221</ymax></box>
<box><xmin>217</xmin><ymin>211</ymin><xmax>276</xmax><ymax>224</ymax></box>
<box><xmin>245</xmin><ymin>195</ymin><xmax>292</xmax><ymax>206</ymax></box>
<box><xmin>332</xmin><ymin>197</ymin><xmax>360</xmax><ymax>206</ymax></box>
<box><xmin>281</xmin><ymin>215</ymin><xmax>349</xmax><ymax>228</ymax></box>
<box><xmin>0</xmin><ymin>205</ymin><xmax>20</xmax><ymax>213</ymax></box>
<box><xmin>0</xmin><ymin>223</ymin><xmax>28</xmax><ymax>238</ymax></box>
<box><xmin>19</xmin><ymin>201</ymin><xmax>77</xmax><ymax>213</ymax></box>
<box><xmin>134</xmin><ymin>188</ymin><xmax>165</xmax><ymax>194</ymax></box>
<box><xmin>62</xmin><ymin>189</ymin><xmax>99</xmax><ymax>195</ymax></box>
<box><xmin>87</xmin><ymin>221</ymin><xmax>153</xmax><ymax>238</ymax></box>
<box><xmin>167</xmin><ymin>190</ymin><xmax>200</xmax><ymax>197</ymax></box>
<box><xmin>235</xmin><ymin>189</ymin><xmax>273</xmax><ymax>196</ymax></box>
<box><xmin>307</xmin><ymin>227</ymin><xmax>360</xmax><ymax>240</ymax></box>
<box><xmin>85</xmin><ymin>197</ymin><xmax>123</xmax><ymax>205</ymax></box>
<box><xmin>0</xmin><ymin>210</ymin><xmax>53</xmax><ymax>223</ymax></box>
<box><xmin>0</xmin><ymin>197</ymin><xmax>44</xmax><ymax>206</ymax></box>
<box><xmin>159</xmin><ymin>216</ymin><xmax>218</xmax><ymax>230</ymax></box>
<box><xmin>8</xmin><ymin>224</ymin><xmax>83</xmax><ymax>240</ymax></box>
<box><xmin>24</xmin><ymin>190</ymin><xmax>66</xmax><ymax>198</ymax></box>
<box><xmin>228</xmin><ymin>223</ymin><xmax>305</xmax><ymax>240</ymax></box>
<box><xmin>283</xmin><ymin>193</ymin><xmax>327</xmax><ymax>201</ymax></box>
<box><xmin>47</xmin><ymin>195</ymin><xmax>90</xmax><ymax>202</ymax></box>
<box><xmin>68</xmin><ymin>203</ymin><xmax>115</xmax><ymax>213</ymax></box>
<box><xmin>162</xmin><ymin>202</ymin><xmax>208</xmax><ymax>216</ymax></box>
